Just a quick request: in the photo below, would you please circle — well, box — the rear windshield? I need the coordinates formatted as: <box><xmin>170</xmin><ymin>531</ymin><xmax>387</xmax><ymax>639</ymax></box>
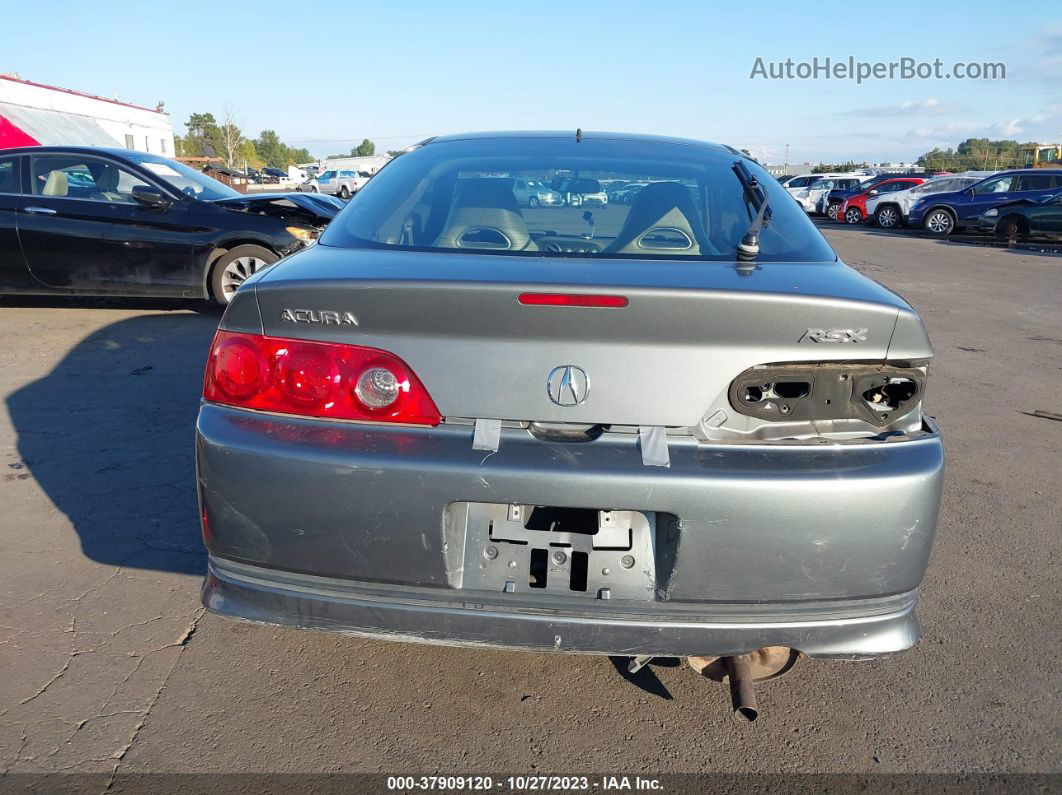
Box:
<box><xmin>320</xmin><ymin>136</ymin><xmax>835</xmax><ymax>262</ymax></box>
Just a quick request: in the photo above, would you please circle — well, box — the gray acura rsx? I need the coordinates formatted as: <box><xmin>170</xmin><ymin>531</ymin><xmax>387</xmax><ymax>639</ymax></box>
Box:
<box><xmin>197</xmin><ymin>132</ymin><xmax>943</xmax><ymax>681</ymax></box>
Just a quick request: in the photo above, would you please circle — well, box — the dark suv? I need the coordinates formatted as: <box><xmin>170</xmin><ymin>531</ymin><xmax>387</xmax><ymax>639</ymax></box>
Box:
<box><xmin>908</xmin><ymin>169</ymin><xmax>1062</xmax><ymax>235</ymax></box>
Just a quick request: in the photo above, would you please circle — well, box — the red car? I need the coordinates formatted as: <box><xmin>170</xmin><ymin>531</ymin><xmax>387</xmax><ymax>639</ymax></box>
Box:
<box><xmin>839</xmin><ymin>177</ymin><xmax>928</xmax><ymax>224</ymax></box>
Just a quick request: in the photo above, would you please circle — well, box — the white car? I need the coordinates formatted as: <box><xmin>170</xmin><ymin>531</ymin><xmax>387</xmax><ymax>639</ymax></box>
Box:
<box><xmin>511</xmin><ymin>178</ymin><xmax>563</xmax><ymax>207</ymax></box>
<box><xmin>781</xmin><ymin>174</ymin><xmax>823</xmax><ymax>197</ymax></box>
<box><xmin>792</xmin><ymin>175</ymin><xmax>868</xmax><ymax>214</ymax></box>
<box><xmin>865</xmin><ymin>171</ymin><xmax>997</xmax><ymax>228</ymax></box>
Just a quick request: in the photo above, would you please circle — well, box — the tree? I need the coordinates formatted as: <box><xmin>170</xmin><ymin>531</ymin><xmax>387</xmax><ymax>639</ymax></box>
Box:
<box><xmin>236</xmin><ymin>139</ymin><xmax>260</xmax><ymax>169</ymax></box>
<box><xmin>386</xmin><ymin>149</ymin><xmax>404</xmax><ymax>158</ymax></box>
<box><xmin>917</xmin><ymin>138</ymin><xmax>1026</xmax><ymax>171</ymax></box>
<box><xmin>183</xmin><ymin>112</ymin><xmax>223</xmax><ymax>158</ymax></box>
<box><xmin>255</xmin><ymin>130</ymin><xmax>286</xmax><ymax>168</ymax></box>
<box><xmin>813</xmin><ymin>161</ymin><xmax>868</xmax><ymax>173</ymax></box>
<box><xmin>218</xmin><ymin>104</ymin><xmax>243</xmax><ymax>167</ymax></box>
<box><xmin>353</xmin><ymin>139</ymin><xmax>375</xmax><ymax>157</ymax></box>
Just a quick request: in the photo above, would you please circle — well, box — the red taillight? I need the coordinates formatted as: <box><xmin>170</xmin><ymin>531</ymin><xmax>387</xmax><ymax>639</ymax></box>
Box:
<box><xmin>518</xmin><ymin>292</ymin><xmax>628</xmax><ymax>308</ymax></box>
<box><xmin>203</xmin><ymin>331</ymin><xmax>442</xmax><ymax>426</ymax></box>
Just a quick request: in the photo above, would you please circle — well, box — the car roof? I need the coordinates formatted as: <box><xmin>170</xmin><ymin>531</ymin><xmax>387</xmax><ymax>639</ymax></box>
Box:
<box><xmin>422</xmin><ymin>130</ymin><xmax>734</xmax><ymax>153</ymax></box>
<box><xmin>993</xmin><ymin>168</ymin><xmax>1062</xmax><ymax>175</ymax></box>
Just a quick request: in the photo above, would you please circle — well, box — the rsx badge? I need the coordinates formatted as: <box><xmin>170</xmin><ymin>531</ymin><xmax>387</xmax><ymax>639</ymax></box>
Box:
<box><xmin>280</xmin><ymin>308</ymin><xmax>359</xmax><ymax>326</ymax></box>
<box><xmin>802</xmin><ymin>328</ymin><xmax>868</xmax><ymax>343</ymax></box>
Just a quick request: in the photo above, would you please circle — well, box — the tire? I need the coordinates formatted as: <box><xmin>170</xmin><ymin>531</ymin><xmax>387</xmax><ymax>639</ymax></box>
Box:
<box><xmin>528</xmin><ymin>195</ymin><xmax>540</xmax><ymax>208</ymax></box>
<box><xmin>875</xmin><ymin>205</ymin><xmax>901</xmax><ymax>229</ymax></box>
<box><xmin>310</xmin><ymin>186</ymin><xmax>319</xmax><ymax>193</ymax></box>
<box><xmin>924</xmin><ymin>208</ymin><xmax>956</xmax><ymax>236</ymax></box>
<box><xmin>210</xmin><ymin>244</ymin><xmax>279</xmax><ymax>305</ymax></box>
<box><xmin>339</xmin><ymin>185</ymin><xmax>351</xmax><ymax>200</ymax></box>
<box><xmin>826</xmin><ymin>201</ymin><xmax>842</xmax><ymax>221</ymax></box>
<box><xmin>994</xmin><ymin>215</ymin><xmax>1027</xmax><ymax>239</ymax></box>
<box><xmin>844</xmin><ymin>207</ymin><xmax>863</xmax><ymax>224</ymax></box>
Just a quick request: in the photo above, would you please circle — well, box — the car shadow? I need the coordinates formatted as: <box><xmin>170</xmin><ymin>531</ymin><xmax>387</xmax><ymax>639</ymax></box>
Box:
<box><xmin>607</xmin><ymin>656</ymin><xmax>679</xmax><ymax>700</ymax></box>
<box><xmin>6</xmin><ymin>309</ymin><xmax>221</xmax><ymax>574</ymax></box>
<box><xmin>0</xmin><ymin>294</ymin><xmax>221</xmax><ymax>314</ymax></box>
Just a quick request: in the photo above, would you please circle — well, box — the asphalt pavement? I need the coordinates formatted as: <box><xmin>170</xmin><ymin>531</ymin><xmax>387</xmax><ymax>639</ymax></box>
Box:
<box><xmin>1</xmin><ymin>226</ymin><xmax>1059</xmax><ymax>784</ymax></box>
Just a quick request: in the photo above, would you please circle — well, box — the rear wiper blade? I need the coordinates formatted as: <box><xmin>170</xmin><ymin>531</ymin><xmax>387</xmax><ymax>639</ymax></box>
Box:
<box><xmin>732</xmin><ymin>160</ymin><xmax>771</xmax><ymax>262</ymax></box>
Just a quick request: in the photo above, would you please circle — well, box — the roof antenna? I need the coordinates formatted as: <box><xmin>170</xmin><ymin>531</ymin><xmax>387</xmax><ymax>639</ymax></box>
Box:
<box><xmin>575</xmin><ymin>128</ymin><xmax>582</xmax><ymax>143</ymax></box>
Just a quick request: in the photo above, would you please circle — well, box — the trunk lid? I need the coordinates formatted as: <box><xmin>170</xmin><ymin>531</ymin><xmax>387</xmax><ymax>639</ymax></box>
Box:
<box><xmin>248</xmin><ymin>248</ymin><xmax>922</xmax><ymax>427</ymax></box>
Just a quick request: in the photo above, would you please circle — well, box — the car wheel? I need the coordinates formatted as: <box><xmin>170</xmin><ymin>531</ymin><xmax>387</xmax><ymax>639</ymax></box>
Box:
<box><xmin>924</xmin><ymin>208</ymin><xmax>956</xmax><ymax>236</ymax></box>
<box><xmin>528</xmin><ymin>196</ymin><xmax>540</xmax><ymax>208</ymax></box>
<box><xmin>875</xmin><ymin>205</ymin><xmax>900</xmax><ymax>229</ymax></box>
<box><xmin>994</xmin><ymin>215</ymin><xmax>1028</xmax><ymax>239</ymax></box>
<box><xmin>339</xmin><ymin>186</ymin><xmax>351</xmax><ymax>200</ymax></box>
<box><xmin>310</xmin><ymin>186</ymin><xmax>319</xmax><ymax>193</ymax></box>
<box><xmin>844</xmin><ymin>207</ymin><xmax>862</xmax><ymax>224</ymax></box>
<box><xmin>826</xmin><ymin>201</ymin><xmax>842</xmax><ymax>221</ymax></box>
<box><xmin>210</xmin><ymin>244</ymin><xmax>279</xmax><ymax>305</ymax></box>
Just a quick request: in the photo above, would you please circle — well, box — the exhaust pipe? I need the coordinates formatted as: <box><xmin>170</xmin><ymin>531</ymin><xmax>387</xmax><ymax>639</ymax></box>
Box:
<box><xmin>725</xmin><ymin>654</ymin><xmax>758</xmax><ymax>721</ymax></box>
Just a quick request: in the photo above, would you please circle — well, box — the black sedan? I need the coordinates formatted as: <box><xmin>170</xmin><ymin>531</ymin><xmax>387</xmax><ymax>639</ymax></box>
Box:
<box><xmin>0</xmin><ymin>147</ymin><xmax>344</xmax><ymax>303</ymax></box>
<box><xmin>978</xmin><ymin>192</ymin><xmax>1062</xmax><ymax>239</ymax></box>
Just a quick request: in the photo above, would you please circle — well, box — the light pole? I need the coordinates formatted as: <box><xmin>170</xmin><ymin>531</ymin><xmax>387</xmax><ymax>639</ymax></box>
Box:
<box><xmin>783</xmin><ymin>143</ymin><xmax>789</xmax><ymax>175</ymax></box>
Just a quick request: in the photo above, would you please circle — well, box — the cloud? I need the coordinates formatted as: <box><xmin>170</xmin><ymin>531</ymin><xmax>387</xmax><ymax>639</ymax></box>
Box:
<box><xmin>1042</xmin><ymin>31</ymin><xmax>1062</xmax><ymax>57</ymax></box>
<box><xmin>989</xmin><ymin>119</ymin><xmax>1024</xmax><ymax>137</ymax></box>
<box><xmin>842</xmin><ymin>98</ymin><xmax>953</xmax><ymax>117</ymax></box>
<box><xmin>906</xmin><ymin>114</ymin><xmax>1059</xmax><ymax>143</ymax></box>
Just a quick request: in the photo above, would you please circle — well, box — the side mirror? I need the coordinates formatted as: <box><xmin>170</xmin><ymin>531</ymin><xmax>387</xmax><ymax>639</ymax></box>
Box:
<box><xmin>132</xmin><ymin>185</ymin><xmax>172</xmax><ymax>209</ymax></box>
<box><xmin>867</xmin><ymin>189</ymin><xmax>878</xmax><ymax>197</ymax></box>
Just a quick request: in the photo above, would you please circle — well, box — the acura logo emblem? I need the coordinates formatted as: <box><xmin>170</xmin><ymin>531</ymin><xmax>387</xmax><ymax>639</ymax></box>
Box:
<box><xmin>547</xmin><ymin>365</ymin><xmax>590</xmax><ymax>406</ymax></box>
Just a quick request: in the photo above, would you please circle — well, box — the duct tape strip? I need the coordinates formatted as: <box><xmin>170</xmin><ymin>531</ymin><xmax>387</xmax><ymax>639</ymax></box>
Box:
<box><xmin>472</xmin><ymin>418</ymin><xmax>502</xmax><ymax>452</ymax></box>
<box><xmin>638</xmin><ymin>426</ymin><xmax>670</xmax><ymax>468</ymax></box>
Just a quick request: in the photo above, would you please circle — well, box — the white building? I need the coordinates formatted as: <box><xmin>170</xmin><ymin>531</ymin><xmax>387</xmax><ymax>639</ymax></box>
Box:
<box><xmin>0</xmin><ymin>74</ymin><xmax>174</xmax><ymax>155</ymax></box>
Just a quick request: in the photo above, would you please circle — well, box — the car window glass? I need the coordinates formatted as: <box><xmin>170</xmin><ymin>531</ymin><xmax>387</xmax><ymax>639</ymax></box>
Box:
<box><xmin>30</xmin><ymin>156</ymin><xmax>151</xmax><ymax>203</ymax></box>
<box><xmin>321</xmin><ymin>137</ymin><xmax>836</xmax><ymax>263</ymax></box>
<box><xmin>0</xmin><ymin>157</ymin><xmax>19</xmax><ymax>194</ymax></box>
<box><xmin>1017</xmin><ymin>174</ymin><xmax>1055</xmax><ymax>191</ymax></box>
<box><xmin>973</xmin><ymin>176</ymin><xmax>1014</xmax><ymax>194</ymax></box>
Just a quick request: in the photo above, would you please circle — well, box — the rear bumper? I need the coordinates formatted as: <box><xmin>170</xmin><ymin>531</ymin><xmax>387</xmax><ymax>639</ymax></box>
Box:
<box><xmin>204</xmin><ymin>555</ymin><xmax>920</xmax><ymax>657</ymax></box>
<box><xmin>196</xmin><ymin>404</ymin><xmax>944</xmax><ymax>656</ymax></box>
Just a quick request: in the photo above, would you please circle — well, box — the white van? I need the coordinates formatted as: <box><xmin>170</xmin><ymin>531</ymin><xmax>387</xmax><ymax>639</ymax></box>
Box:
<box><xmin>788</xmin><ymin>173</ymin><xmax>872</xmax><ymax>214</ymax></box>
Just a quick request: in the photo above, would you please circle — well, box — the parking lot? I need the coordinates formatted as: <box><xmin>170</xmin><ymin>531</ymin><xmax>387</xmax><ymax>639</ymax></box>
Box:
<box><xmin>1</xmin><ymin>224</ymin><xmax>1059</xmax><ymax>779</ymax></box>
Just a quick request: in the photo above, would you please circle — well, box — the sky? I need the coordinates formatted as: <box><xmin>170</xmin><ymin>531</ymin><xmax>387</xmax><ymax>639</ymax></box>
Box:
<box><xmin>1</xmin><ymin>0</ymin><xmax>1058</xmax><ymax>165</ymax></box>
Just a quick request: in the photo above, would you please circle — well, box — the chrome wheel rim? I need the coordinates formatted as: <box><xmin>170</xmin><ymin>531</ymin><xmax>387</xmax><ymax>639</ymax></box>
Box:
<box><xmin>827</xmin><ymin>204</ymin><xmax>839</xmax><ymax>220</ymax></box>
<box><xmin>845</xmin><ymin>208</ymin><xmax>861</xmax><ymax>224</ymax></box>
<box><xmin>221</xmin><ymin>256</ymin><xmax>267</xmax><ymax>300</ymax></box>
<box><xmin>878</xmin><ymin>208</ymin><xmax>898</xmax><ymax>227</ymax></box>
<box><xmin>927</xmin><ymin>212</ymin><xmax>951</xmax><ymax>234</ymax></box>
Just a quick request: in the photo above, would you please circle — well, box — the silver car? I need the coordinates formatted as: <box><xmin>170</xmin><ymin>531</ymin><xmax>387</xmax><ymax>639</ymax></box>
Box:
<box><xmin>511</xmin><ymin>177</ymin><xmax>563</xmax><ymax>207</ymax></box>
<box><xmin>198</xmin><ymin>132</ymin><xmax>943</xmax><ymax>686</ymax></box>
